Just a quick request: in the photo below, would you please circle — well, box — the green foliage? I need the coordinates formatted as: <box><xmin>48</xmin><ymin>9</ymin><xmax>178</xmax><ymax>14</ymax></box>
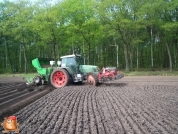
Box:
<box><xmin>0</xmin><ymin>68</ymin><xmax>13</xmax><ymax>74</ymax></box>
<box><xmin>0</xmin><ymin>0</ymin><xmax>178</xmax><ymax>74</ymax></box>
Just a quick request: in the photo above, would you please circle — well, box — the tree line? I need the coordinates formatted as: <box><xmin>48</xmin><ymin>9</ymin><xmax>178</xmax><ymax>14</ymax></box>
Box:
<box><xmin>0</xmin><ymin>0</ymin><xmax>178</xmax><ymax>73</ymax></box>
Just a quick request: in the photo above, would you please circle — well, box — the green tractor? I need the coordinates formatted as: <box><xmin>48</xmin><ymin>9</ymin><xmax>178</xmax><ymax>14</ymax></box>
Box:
<box><xmin>26</xmin><ymin>54</ymin><xmax>124</xmax><ymax>88</ymax></box>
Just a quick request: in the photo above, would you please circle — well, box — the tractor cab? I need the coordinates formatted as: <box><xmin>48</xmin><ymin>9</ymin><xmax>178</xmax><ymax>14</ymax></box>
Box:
<box><xmin>60</xmin><ymin>54</ymin><xmax>83</xmax><ymax>66</ymax></box>
<box><xmin>58</xmin><ymin>54</ymin><xmax>99</xmax><ymax>84</ymax></box>
<box><xmin>60</xmin><ymin>54</ymin><xmax>83</xmax><ymax>74</ymax></box>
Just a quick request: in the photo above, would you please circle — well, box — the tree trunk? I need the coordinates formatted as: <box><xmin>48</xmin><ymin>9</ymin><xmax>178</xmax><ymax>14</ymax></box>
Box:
<box><xmin>39</xmin><ymin>49</ymin><xmax>41</xmax><ymax>57</ymax></box>
<box><xmin>129</xmin><ymin>44</ymin><xmax>133</xmax><ymax>71</ymax></box>
<box><xmin>150</xmin><ymin>26</ymin><xmax>154</xmax><ymax>70</ymax></box>
<box><xmin>174</xmin><ymin>44</ymin><xmax>177</xmax><ymax>68</ymax></box>
<box><xmin>19</xmin><ymin>44</ymin><xmax>22</xmax><ymax>72</ymax></box>
<box><xmin>88</xmin><ymin>43</ymin><xmax>90</xmax><ymax>64</ymax></box>
<box><xmin>22</xmin><ymin>37</ymin><xmax>27</xmax><ymax>74</ymax></box>
<box><xmin>137</xmin><ymin>46</ymin><xmax>139</xmax><ymax>69</ymax></box>
<box><xmin>53</xmin><ymin>43</ymin><xmax>56</xmax><ymax>61</ymax></box>
<box><xmin>51</xmin><ymin>28</ymin><xmax>57</xmax><ymax>61</ymax></box>
<box><xmin>166</xmin><ymin>41</ymin><xmax>172</xmax><ymax>72</ymax></box>
<box><xmin>113</xmin><ymin>37</ymin><xmax>119</xmax><ymax>68</ymax></box>
<box><xmin>83</xmin><ymin>41</ymin><xmax>85</xmax><ymax>64</ymax></box>
<box><xmin>103</xmin><ymin>43</ymin><xmax>106</xmax><ymax>67</ymax></box>
<box><xmin>140</xmin><ymin>45</ymin><xmax>143</xmax><ymax>68</ymax></box>
<box><xmin>5</xmin><ymin>38</ymin><xmax>8</xmax><ymax>68</ymax></box>
<box><xmin>83</xmin><ymin>35</ymin><xmax>91</xmax><ymax>64</ymax></box>
<box><xmin>4</xmin><ymin>37</ymin><xmax>12</xmax><ymax>70</ymax></box>
<box><xmin>117</xmin><ymin>25</ymin><xmax>130</xmax><ymax>71</ymax></box>
<box><xmin>124</xmin><ymin>44</ymin><xmax>129</xmax><ymax>72</ymax></box>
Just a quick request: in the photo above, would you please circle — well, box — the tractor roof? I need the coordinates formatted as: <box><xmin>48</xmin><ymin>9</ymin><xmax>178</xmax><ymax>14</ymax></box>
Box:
<box><xmin>60</xmin><ymin>54</ymin><xmax>81</xmax><ymax>59</ymax></box>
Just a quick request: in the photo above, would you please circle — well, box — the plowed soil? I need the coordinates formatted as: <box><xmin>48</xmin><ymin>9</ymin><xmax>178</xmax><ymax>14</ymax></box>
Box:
<box><xmin>0</xmin><ymin>76</ymin><xmax>178</xmax><ymax>134</ymax></box>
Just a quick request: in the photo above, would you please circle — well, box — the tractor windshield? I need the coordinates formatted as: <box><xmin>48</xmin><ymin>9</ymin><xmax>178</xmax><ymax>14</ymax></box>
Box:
<box><xmin>61</xmin><ymin>57</ymin><xmax>76</xmax><ymax>67</ymax></box>
<box><xmin>67</xmin><ymin>57</ymin><xmax>76</xmax><ymax>65</ymax></box>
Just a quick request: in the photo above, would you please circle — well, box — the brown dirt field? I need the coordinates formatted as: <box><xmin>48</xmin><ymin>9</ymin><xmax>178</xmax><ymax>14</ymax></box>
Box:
<box><xmin>0</xmin><ymin>76</ymin><xmax>25</xmax><ymax>86</ymax></box>
<box><xmin>0</xmin><ymin>76</ymin><xmax>178</xmax><ymax>134</ymax></box>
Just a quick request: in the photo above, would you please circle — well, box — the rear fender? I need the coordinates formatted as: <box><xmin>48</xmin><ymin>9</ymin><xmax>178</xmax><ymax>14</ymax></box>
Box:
<box><xmin>59</xmin><ymin>67</ymin><xmax>72</xmax><ymax>76</ymax></box>
<box><xmin>61</xmin><ymin>67</ymin><xmax>83</xmax><ymax>82</ymax></box>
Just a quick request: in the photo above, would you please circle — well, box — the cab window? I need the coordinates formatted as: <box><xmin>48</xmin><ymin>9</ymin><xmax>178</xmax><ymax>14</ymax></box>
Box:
<box><xmin>66</xmin><ymin>57</ymin><xmax>76</xmax><ymax>66</ymax></box>
<box><xmin>75</xmin><ymin>57</ymin><xmax>83</xmax><ymax>65</ymax></box>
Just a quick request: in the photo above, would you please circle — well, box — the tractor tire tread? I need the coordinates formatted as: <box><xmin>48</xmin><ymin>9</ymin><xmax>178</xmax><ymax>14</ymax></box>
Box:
<box><xmin>50</xmin><ymin>68</ymin><xmax>69</xmax><ymax>88</ymax></box>
<box><xmin>87</xmin><ymin>73</ymin><xmax>98</xmax><ymax>86</ymax></box>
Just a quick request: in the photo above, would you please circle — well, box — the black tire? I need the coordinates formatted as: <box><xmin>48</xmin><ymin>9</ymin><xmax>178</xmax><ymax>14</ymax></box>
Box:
<box><xmin>50</xmin><ymin>68</ymin><xmax>69</xmax><ymax>88</ymax></box>
<box><xmin>33</xmin><ymin>76</ymin><xmax>42</xmax><ymax>86</ymax></box>
<box><xmin>87</xmin><ymin>73</ymin><xmax>98</xmax><ymax>86</ymax></box>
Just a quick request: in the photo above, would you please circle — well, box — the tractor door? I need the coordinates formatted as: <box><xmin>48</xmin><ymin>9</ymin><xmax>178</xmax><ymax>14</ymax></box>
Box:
<box><xmin>65</xmin><ymin>57</ymin><xmax>78</xmax><ymax>74</ymax></box>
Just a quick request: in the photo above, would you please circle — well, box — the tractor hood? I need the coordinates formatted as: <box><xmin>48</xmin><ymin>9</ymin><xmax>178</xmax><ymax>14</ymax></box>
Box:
<box><xmin>79</xmin><ymin>65</ymin><xmax>99</xmax><ymax>74</ymax></box>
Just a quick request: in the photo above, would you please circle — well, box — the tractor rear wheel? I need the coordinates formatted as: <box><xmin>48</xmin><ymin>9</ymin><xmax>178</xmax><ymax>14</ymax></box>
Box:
<box><xmin>50</xmin><ymin>68</ymin><xmax>69</xmax><ymax>88</ymax></box>
<box><xmin>87</xmin><ymin>73</ymin><xmax>98</xmax><ymax>86</ymax></box>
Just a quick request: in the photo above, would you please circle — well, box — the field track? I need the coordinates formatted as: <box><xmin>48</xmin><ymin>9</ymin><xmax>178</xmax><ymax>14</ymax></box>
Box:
<box><xmin>0</xmin><ymin>76</ymin><xmax>178</xmax><ymax>134</ymax></box>
<box><xmin>0</xmin><ymin>82</ymin><xmax>53</xmax><ymax>122</ymax></box>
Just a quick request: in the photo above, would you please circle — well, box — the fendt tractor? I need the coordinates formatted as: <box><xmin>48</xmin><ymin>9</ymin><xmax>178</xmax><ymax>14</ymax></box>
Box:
<box><xmin>26</xmin><ymin>54</ymin><xmax>124</xmax><ymax>88</ymax></box>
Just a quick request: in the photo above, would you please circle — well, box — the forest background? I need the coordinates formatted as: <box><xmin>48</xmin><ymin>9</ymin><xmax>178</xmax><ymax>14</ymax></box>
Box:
<box><xmin>0</xmin><ymin>0</ymin><xmax>178</xmax><ymax>74</ymax></box>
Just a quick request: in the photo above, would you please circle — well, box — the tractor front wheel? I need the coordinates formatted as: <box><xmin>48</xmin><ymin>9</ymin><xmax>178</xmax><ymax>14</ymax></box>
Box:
<box><xmin>87</xmin><ymin>73</ymin><xmax>98</xmax><ymax>86</ymax></box>
<box><xmin>50</xmin><ymin>68</ymin><xmax>69</xmax><ymax>88</ymax></box>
